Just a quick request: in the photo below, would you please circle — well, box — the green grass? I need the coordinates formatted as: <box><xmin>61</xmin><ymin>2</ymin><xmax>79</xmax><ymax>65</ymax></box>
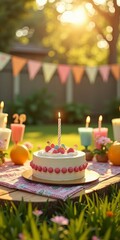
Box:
<box><xmin>0</xmin><ymin>188</ymin><xmax>120</xmax><ymax>240</ymax></box>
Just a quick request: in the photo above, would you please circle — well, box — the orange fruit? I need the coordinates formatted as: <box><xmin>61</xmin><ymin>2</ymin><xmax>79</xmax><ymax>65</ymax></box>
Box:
<box><xmin>10</xmin><ymin>144</ymin><xmax>29</xmax><ymax>165</ymax></box>
<box><xmin>108</xmin><ymin>141</ymin><xmax>120</xmax><ymax>166</ymax></box>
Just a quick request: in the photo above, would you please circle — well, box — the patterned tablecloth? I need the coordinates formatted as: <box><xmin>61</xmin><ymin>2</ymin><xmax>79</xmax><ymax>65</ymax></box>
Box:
<box><xmin>0</xmin><ymin>160</ymin><xmax>120</xmax><ymax>201</ymax></box>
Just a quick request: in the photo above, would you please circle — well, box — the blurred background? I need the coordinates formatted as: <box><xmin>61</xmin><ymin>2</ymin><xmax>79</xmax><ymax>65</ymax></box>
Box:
<box><xmin>0</xmin><ymin>0</ymin><xmax>120</xmax><ymax>124</ymax></box>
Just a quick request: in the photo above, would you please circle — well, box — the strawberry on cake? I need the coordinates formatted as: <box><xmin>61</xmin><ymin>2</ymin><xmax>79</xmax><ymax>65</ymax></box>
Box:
<box><xmin>30</xmin><ymin>143</ymin><xmax>88</xmax><ymax>181</ymax></box>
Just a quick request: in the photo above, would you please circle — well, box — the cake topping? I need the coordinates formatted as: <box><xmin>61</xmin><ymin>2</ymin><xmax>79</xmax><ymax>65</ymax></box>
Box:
<box><xmin>67</xmin><ymin>148</ymin><xmax>74</xmax><ymax>153</ymax></box>
<box><xmin>44</xmin><ymin>142</ymin><xmax>77</xmax><ymax>155</ymax></box>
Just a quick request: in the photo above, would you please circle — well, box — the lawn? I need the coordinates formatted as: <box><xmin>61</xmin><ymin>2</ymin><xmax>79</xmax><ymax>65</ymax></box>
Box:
<box><xmin>8</xmin><ymin>123</ymin><xmax>113</xmax><ymax>155</ymax></box>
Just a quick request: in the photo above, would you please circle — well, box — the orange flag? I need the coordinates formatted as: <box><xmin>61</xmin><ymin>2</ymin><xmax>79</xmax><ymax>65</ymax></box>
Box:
<box><xmin>72</xmin><ymin>66</ymin><xmax>85</xmax><ymax>83</ymax></box>
<box><xmin>12</xmin><ymin>56</ymin><xmax>27</xmax><ymax>77</ymax></box>
<box><xmin>110</xmin><ymin>64</ymin><xmax>120</xmax><ymax>80</ymax></box>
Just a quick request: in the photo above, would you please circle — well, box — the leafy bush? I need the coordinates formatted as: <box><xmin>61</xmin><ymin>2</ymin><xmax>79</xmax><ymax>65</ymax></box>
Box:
<box><xmin>105</xmin><ymin>98</ymin><xmax>120</xmax><ymax>121</ymax></box>
<box><xmin>63</xmin><ymin>102</ymin><xmax>91</xmax><ymax>123</ymax></box>
<box><xmin>6</xmin><ymin>88</ymin><xmax>54</xmax><ymax>125</ymax></box>
<box><xmin>0</xmin><ymin>187</ymin><xmax>119</xmax><ymax>240</ymax></box>
<box><xmin>23</xmin><ymin>88</ymin><xmax>54</xmax><ymax>124</ymax></box>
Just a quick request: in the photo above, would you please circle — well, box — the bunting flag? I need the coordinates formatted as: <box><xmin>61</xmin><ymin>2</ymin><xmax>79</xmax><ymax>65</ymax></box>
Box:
<box><xmin>99</xmin><ymin>65</ymin><xmax>110</xmax><ymax>82</ymax></box>
<box><xmin>11</xmin><ymin>56</ymin><xmax>27</xmax><ymax>77</ymax></box>
<box><xmin>42</xmin><ymin>63</ymin><xmax>57</xmax><ymax>83</ymax></box>
<box><xmin>57</xmin><ymin>64</ymin><xmax>71</xmax><ymax>83</ymax></box>
<box><xmin>0</xmin><ymin>52</ymin><xmax>11</xmax><ymax>70</ymax></box>
<box><xmin>0</xmin><ymin>51</ymin><xmax>119</xmax><ymax>84</ymax></box>
<box><xmin>27</xmin><ymin>60</ymin><xmax>42</xmax><ymax>80</ymax></box>
<box><xmin>85</xmin><ymin>66</ymin><xmax>98</xmax><ymax>84</ymax></box>
<box><xmin>110</xmin><ymin>64</ymin><xmax>120</xmax><ymax>80</ymax></box>
<box><xmin>72</xmin><ymin>66</ymin><xmax>85</xmax><ymax>83</ymax></box>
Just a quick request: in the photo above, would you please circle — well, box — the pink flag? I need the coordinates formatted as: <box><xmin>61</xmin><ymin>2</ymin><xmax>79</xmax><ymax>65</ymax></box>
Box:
<box><xmin>57</xmin><ymin>64</ymin><xmax>71</xmax><ymax>83</ymax></box>
<box><xmin>99</xmin><ymin>65</ymin><xmax>110</xmax><ymax>82</ymax></box>
<box><xmin>27</xmin><ymin>60</ymin><xmax>42</xmax><ymax>80</ymax></box>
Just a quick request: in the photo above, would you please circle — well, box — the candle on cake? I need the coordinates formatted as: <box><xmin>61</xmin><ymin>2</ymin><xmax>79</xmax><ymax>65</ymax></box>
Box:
<box><xmin>0</xmin><ymin>101</ymin><xmax>8</xmax><ymax>128</ymax></box>
<box><xmin>93</xmin><ymin>115</ymin><xmax>108</xmax><ymax>148</ymax></box>
<box><xmin>58</xmin><ymin>112</ymin><xmax>61</xmax><ymax>146</ymax></box>
<box><xmin>11</xmin><ymin>113</ymin><xmax>26</xmax><ymax>144</ymax></box>
<box><xmin>78</xmin><ymin>116</ymin><xmax>93</xmax><ymax>149</ymax></box>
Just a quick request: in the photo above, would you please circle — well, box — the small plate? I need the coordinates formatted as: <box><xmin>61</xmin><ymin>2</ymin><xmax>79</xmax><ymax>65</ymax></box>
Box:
<box><xmin>22</xmin><ymin>169</ymin><xmax>99</xmax><ymax>185</ymax></box>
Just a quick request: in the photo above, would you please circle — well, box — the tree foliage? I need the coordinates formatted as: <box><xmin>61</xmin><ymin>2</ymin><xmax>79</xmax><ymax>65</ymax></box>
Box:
<box><xmin>0</xmin><ymin>0</ymin><xmax>34</xmax><ymax>51</ymax></box>
<box><xmin>0</xmin><ymin>0</ymin><xmax>120</xmax><ymax>65</ymax></box>
<box><xmin>38</xmin><ymin>0</ymin><xmax>120</xmax><ymax>64</ymax></box>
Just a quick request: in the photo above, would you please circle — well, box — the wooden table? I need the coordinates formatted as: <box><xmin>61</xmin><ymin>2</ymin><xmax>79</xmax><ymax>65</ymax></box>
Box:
<box><xmin>0</xmin><ymin>174</ymin><xmax>120</xmax><ymax>208</ymax></box>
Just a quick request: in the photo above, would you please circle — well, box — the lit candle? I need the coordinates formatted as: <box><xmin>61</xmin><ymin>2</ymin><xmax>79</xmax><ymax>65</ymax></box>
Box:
<box><xmin>0</xmin><ymin>128</ymin><xmax>11</xmax><ymax>151</ymax></box>
<box><xmin>0</xmin><ymin>101</ymin><xmax>8</xmax><ymax>128</ymax></box>
<box><xmin>112</xmin><ymin>118</ymin><xmax>120</xmax><ymax>142</ymax></box>
<box><xmin>98</xmin><ymin>115</ymin><xmax>102</xmax><ymax>131</ymax></box>
<box><xmin>58</xmin><ymin>112</ymin><xmax>61</xmax><ymax>146</ymax></box>
<box><xmin>11</xmin><ymin>113</ymin><xmax>26</xmax><ymax>144</ymax></box>
<box><xmin>93</xmin><ymin>115</ymin><xmax>108</xmax><ymax>148</ymax></box>
<box><xmin>0</xmin><ymin>101</ymin><xmax>4</xmax><ymax>113</ymax></box>
<box><xmin>86</xmin><ymin>116</ymin><xmax>90</xmax><ymax>128</ymax></box>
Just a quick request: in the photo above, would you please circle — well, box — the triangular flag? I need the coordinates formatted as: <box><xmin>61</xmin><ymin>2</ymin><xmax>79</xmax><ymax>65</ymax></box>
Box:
<box><xmin>110</xmin><ymin>64</ymin><xmax>120</xmax><ymax>80</ymax></box>
<box><xmin>0</xmin><ymin>52</ymin><xmax>11</xmax><ymax>70</ymax></box>
<box><xmin>72</xmin><ymin>66</ymin><xmax>85</xmax><ymax>83</ymax></box>
<box><xmin>27</xmin><ymin>60</ymin><xmax>42</xmax><ymax>80</ymax></box>
<box><xmin>12</xmin><ymin>56</ymin><xmax>27</xmax><ymax>77</ymax></box>
<box><xmin>85</xmin><ymin>66</ymin><xmax>98</xmax><ymax>84</ymax></box>
<box><xmin>57</xmin><ymin>64</ymin><xmax>71</xmax><ymax>83</ymax></box>
<box><xmin>99</xmin><ymin>65</ymin><xmax>110</xmax><ymax>82</ymax></box>
<box><xmin>42</xmin><ymin>63</ymin><xmax>57</xmax><ymax>83</ymax></box>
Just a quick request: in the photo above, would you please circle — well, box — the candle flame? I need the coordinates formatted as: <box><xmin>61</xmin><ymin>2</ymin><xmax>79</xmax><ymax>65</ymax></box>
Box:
<box><xmin>58</xmin><ymin>112</ymin><xmax>61</xmax><ymax>118</ymax></box>
<box><xmin>86</xmin><ymin>116</ymin><xmax>90</xmax><ymax>127</ymax></box>
<box><xmin>0</xmin><ymin>101</ymin><xmax>4</xmax><ymax>109</ymax></box>
<box><xmin>99</xmin><ymin>115</ymin><xmax>103</xmax><ymax>122</ymax></box>
<box><xmin>86</xmin><ymin>116</ymin><xmax>90</xmax><ymax>123</ymax></box>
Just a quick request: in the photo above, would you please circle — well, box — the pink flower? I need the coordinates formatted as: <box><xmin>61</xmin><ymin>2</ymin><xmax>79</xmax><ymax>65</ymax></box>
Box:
<box><xmin>96</xmin><ymin>136</ymin><xmax>111</xmax><ymax>146</ymax></box>
<box><xmin>92</xmin><ymin>236</ymin><xmax>100</xmax><ymax>240</ymax></box>
<box><xmin>23</xmin><ymin>142</ymin><xmax>33</xmax><ymax>150</ymax></box>
<box><xmin>32</xmin><ymin>209</ymin><xmax>43</xmax><ymax>216</ymax></box>
<box><xmin>18</xmin><ymin>233</ymin><xmax>25</xmax><ymax>240</ymax></box>
<box><xmin>51</xmin><ymin>216</ymin><xmax>69</xmax><ymax>225</ymax></box>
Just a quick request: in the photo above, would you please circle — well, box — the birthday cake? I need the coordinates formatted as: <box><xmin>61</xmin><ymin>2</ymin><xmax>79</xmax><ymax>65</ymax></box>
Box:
<box><xmin>30</xmin><ymin>143</ymin><xmax>87</xmax><ymax>181</ymax></box>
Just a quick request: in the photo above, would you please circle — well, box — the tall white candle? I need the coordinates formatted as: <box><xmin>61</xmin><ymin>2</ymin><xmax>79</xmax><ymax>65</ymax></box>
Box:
<box><xmin>58</xmin><ymin>112</ymin><xmax>61</xmax><ymax>146</ymax></box>
<box><xmin>98</xmin><ymin>115</ymin><xmax>102</xmax><ymax>131</ymax></box>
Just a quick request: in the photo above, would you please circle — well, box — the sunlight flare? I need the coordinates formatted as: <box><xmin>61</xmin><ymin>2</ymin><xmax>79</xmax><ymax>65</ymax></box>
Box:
<box><xmin>59</xmin><ymin>7</ymin><xmax>87</xmax><ymax>25</ymax></box>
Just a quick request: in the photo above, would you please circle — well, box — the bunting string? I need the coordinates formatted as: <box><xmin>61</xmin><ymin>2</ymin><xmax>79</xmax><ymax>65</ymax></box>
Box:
<box><xmin>0</xmin><ymin>52</ymin><xmax>120</xmax><ymax>83</ymax></box>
